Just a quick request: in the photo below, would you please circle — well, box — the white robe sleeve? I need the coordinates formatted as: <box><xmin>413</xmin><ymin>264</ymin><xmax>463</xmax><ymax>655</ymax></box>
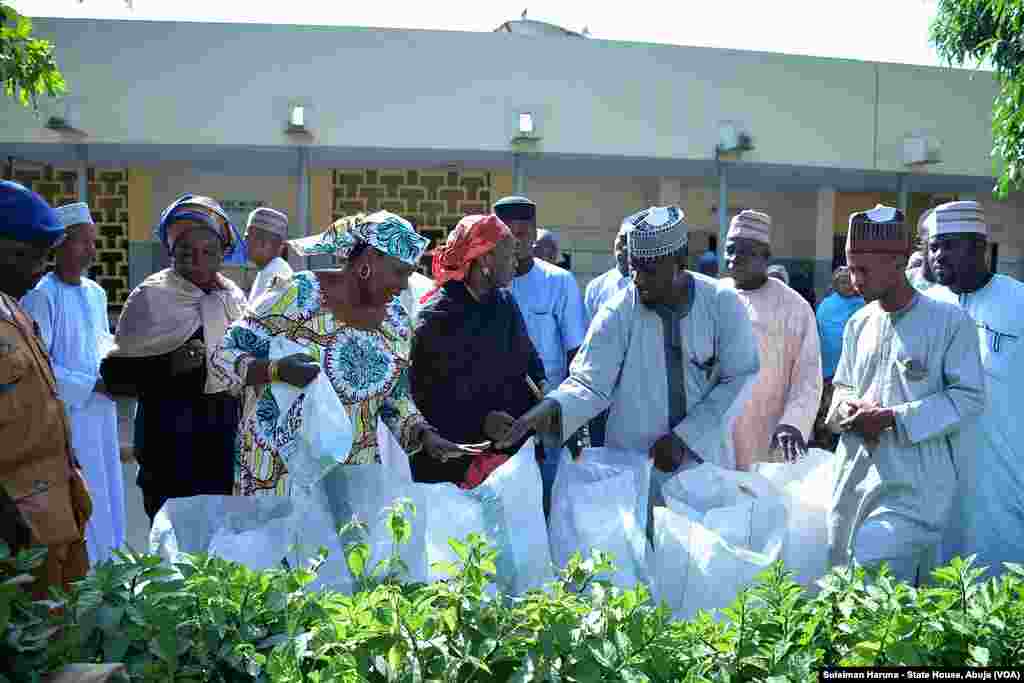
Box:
<box><xmin>890</xmin><ymin>308</ymin><xmax>986</xmax><ymax>445</ymax></box>
<box><xmin>556</xmin><ymin>272</ymin><xmax>588</xmax><ymax>354</ymax></box>
<box><xmin>549</xmin><ymin>300</ymin><xmax>631</xmax><ymax>441</ymax></box>
<box><xmin>779</xmin><ymin>298</ymin><xmax>824</xmax><ymax>440</ymax></box>
<box><xmin>673</xmin><ymin>287</ymin><xmax>760</xmax><ymax>465</ymax></box>
<box><xmin>20</xmin><ymin>288</ymin><xmax>98</xmax><ymax>410</ymax></box>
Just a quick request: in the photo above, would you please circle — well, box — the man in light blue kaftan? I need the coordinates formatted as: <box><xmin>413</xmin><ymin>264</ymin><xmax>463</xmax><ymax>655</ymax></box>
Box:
<box><xmin>494</xmin><ymin>196</ymin><xmax>587</xmax><ymax>502</ymax></box>
<box><xmin>925</xmin><ymin>201</ymin><xmax>1024</xmax><ymax>578</ymax></box>
<box><xmin>21</xmin><ymin>202</ymin><xmax>124</xmax><ymax>564</ymax></box>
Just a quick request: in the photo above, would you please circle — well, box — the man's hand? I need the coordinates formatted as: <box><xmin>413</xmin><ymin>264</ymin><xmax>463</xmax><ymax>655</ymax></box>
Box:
<box><xmin>838</xmin><ymin>400</ymin><xmax>895</xmax><ymax>442</ymax></box>
<box><xmin>421</xmin><ymin>428</ymin><xmax>487</xmax><ymax>462</ymax></box>
<box><xmin>483</xmin><ymin>411</ymin><xmax>516</xmax><ymax>442</ymax></box>
<box><xmin>771</xmin><ymin>424</ymin><xmax>807</xmax><ymax>464</ymax></box>
<box><xmin>494</xmin><ymin>398</ymin><xmax>560</xmax><ymax>450</ymax></box>
<box><xmin>276</xmin><ymin>353</ymin><xmax>321</xmax><ymax>388</ymax></box>
<box><xmin>649</xmin><ymin>434</ymin><xmax>694</xmax><ymax>473</ymax></box>
<box><xmin>169</xmin><ymin>339</ymin><xmax>206</xmax><ymax>376</ymax></box>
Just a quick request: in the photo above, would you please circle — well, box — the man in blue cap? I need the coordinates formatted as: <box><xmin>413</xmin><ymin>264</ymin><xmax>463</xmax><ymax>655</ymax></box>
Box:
<box><xmin>0</xmin><ymin>180</ymin><xmax>91</xmax><ymax>598</ymax></box>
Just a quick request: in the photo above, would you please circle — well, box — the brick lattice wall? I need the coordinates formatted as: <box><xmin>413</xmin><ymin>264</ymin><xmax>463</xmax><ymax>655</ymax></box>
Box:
<box><xmin>331</xmin><ymin>169</ymin><xmax>495</xmax><ymax>250</ymax></box>
<box><xmin>4</xmin><ymin>167</ymin><xmax>131</xmax><ymax>311</ymax></box>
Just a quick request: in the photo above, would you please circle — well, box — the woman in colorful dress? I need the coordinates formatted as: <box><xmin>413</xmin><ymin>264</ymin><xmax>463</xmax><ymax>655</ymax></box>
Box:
<box><xmin>212</xmin><ymin>211</ymin><xmax>476</xmax><ymax>497</ymax></box>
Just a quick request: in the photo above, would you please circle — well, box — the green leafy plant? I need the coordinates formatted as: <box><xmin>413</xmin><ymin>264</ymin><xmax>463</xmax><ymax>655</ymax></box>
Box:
<box><xmin>0</xmin><ymin>2</ymin><xmax>65</xmax><ymax>110</ymax></box>
<box><xmin>5</xmin><ymin>504</ymin><xmax>1024</xmax><ymax>682</ymax></box>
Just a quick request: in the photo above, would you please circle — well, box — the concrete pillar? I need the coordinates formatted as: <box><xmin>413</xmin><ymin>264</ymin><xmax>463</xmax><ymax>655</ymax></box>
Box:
<box><xmin>76</xmin><ymin>145</ymin><xmax>88</xmax><ymax>203</ymax></box>
<box><xmin>718</xmin><ymin>164</ymin><xmax>729</xmax><ymax>271</ymax></box>
<box><xmin>296</xmin><ymin>147</ymin><xmax>311</xmax><ymax>266</ymax></box>
<box><xmin>657</xmin><ymin>177</ymin><xmax>684</xmax><ymax>207</ymax></box>
<box><xmin>815</xmin><ymin>186</ymin><xmax>837</xmax><ymax>298</ymax></box>
<box><xmin>513</xmin><ymin>153</ymin><xmax>526</xmax><ymax>195</ymax></box>
<box><xmin>897</xmin><ymin>174</ymin><xmax>908</xmax><ymax>215</ymax></box>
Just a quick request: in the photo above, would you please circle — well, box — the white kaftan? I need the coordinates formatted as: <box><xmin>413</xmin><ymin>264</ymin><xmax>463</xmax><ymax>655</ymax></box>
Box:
<box><xmin>248</xmin><ymin>256</ymin><xmax>293</xmax><ymax>305</ymax></box>
<box><xmin>549</xmin><ymin>273</ymin><xmax>760</xmax><ymax>472</ymax></box>
<box><xmin>510</xmin><ymin>258</ymin><xmax>588</xmax><ymax>387</ymax></box>
<box><xmin>20</xmin><ymin>273</ymin><xmax>124</xmax><ymax>564</ymax></box>
<box><xmin>724</xmin><ymin>277</ymin><xmax>823</xmax><ymax>469</ymax></box>
<box><xmin>929</xmin><ymin>274</ymin><xmax>1024</xmax><ymax>577</ymax></box>
<box><xmin>584</xmin><ymin>267</ymin><xmax>630</xmax><ymax>326</ymax></box>
<box><xmin>826</xmin><ymin>294</ymin><xmax>984</xmax><ymax>583</ymax></box>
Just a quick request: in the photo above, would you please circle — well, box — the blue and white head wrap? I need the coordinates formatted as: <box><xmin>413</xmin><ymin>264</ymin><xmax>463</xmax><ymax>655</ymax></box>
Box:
<box><xmin>289</xmin><ymin>210</ymin><xmax>429</xmax><ymax>267</ymax></box>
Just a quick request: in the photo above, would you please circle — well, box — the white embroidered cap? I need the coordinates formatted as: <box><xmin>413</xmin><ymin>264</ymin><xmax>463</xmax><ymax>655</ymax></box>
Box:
<box><xmin>54</xmin><ymin>202</ymin><xmax>93</xmax><ymax>229</ymax></box>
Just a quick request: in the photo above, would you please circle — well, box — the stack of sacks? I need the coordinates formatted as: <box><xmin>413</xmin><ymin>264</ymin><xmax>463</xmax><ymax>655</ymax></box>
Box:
<box><xmin>651</xmin><ymin>464</ymin><xmax>788</xmax><ymax>620</ymax></box>
<box><xmin>549</xmin><ymin>448</ymin><xmax>652</xmax><ymax>589</ymax></box>
<box><xmin>754</xmin><ymin>449</ymin><xmax>838</xmax><ymax>590</ymax></box>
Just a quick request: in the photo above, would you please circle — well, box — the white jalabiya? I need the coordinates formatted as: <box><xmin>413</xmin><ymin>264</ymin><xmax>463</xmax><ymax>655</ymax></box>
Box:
<box><xmin>584</xmin><ymin>267</ymin><xmax>630</xmax><ymax>326</ymax></box>
<box><xmin>248</xmin><ymin>256</ymin><xmax>294</xmax><ymax>305</ymax></box>
<box><xmin>723</xmin><ymin>276</ymin><xmax>822</xmax><ymax>470</ymax></box>
<box><xmin>826</xmin><ymin>294</ymin><xmax>985</xmax><ymax>583</ymax></box>
<box><xmin>549</xmin><ymin>273</ymin><xmax>760</xmax><ymax>471</ymax></box>
<box><xmin>930</xmin><ymin>274</ymin><xmax>1024</xmax><ymax>578</ymax></box>
<box><xmin>20</xmin><ymin>273</ymin><xmax>124</xmax><ymax>564</ymax></box>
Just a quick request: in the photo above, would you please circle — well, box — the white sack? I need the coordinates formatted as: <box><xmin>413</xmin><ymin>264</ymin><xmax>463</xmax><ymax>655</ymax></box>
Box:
<box><xmin>754</xmin><ymin>448</ymin><xmax>837</xmax><ymax>588</ymax></box>
<box><xmin>651</xmin><ymin>463</ymin><xmax>787</xmax><ymax>620</ymax></box>
<box><xmin>318</xmin><ymin>459</ymin><xmax>428</xmax><ymax>586</ymax></box>
<box><xmin>269</xmin><ymin>337</ymin><xmax>354</xmax><ymax>490</ymax></box>
<box><xmin>421</xmin><ymin>438</ymin><xmax>553</xmax><ymax>595</ymax></box>
<box><xmin>548</xmin><ymin>447</ymin><xmax>651</xmax><ymax>588</ymax></box>
<box><xmin>150</xmin><ymin>495</ymin><xmax>345</xmax><ymax>586</ymax></box>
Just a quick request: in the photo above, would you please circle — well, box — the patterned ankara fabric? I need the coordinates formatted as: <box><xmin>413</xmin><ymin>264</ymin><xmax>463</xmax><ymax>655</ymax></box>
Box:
<box><xmin>288</xmin><ymin>211</ymin><xmax>429</xmax><ymax>268</ymax></box>
<box><xmin>212</xmin><ymin>271</ymin><xmax>427</xmax><ymax>496</ymax></box>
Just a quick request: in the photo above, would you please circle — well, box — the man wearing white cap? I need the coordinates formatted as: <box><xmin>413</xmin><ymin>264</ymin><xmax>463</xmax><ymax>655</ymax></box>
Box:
<box><xmin>722</xmin><ymin>210</ymin><xmax>822</xmax><ymax>468</ymax></box>
<box><xmin>925</xmin><ymin>201</ymin><xmax>1024</xmax><ymax>578</ymax></box>
<box><xmin>496</xmin><ymin>206</ymin><xmax>760</xmax><ymax>500</ymax></box>
<box><xmin>581</xmin><ymin>219</ymin><xmax>634</xmax><ymax>447</ymax></box>
<box><xmin>827</xmin><ymin>205</ymin><xmax>983</xmax><ymax>584</ymax></box>
<box><xmin>244</xmin><ymin>207</ymin><xmax>293</xmax><ymax>304</ymax></box>
<box><xmin>20</xmin><ymin>202</ymin><xmax>124</xmax><ymax>565</ymax></box>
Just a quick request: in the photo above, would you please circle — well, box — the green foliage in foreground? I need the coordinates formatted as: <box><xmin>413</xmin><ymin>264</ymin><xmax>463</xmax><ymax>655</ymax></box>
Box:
<box><xmin>2</xmin><ymin>503</ymin><xmax>1024</xmax><ymax>683</ymax></box>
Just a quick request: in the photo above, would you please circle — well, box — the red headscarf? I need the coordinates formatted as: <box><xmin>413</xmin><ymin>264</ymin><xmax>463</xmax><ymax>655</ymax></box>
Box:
<box><xmin>421</xmin><ymin>214</ymin><xmax>512</xmax><ymax>303</ymax></box>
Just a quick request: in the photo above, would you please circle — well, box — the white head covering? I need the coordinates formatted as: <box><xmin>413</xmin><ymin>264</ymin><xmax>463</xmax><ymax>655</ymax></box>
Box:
<box><xmin>923</xmin><ymin>201</ymin><xmax>988</xmax><ymax>239</ymax></box>
<box><xmin>246</xmin><ymin>207</ymin><xmax>289</xmax><ymax>239</ymax></box>
<box><xmin>624</xmin><ymin>206</ymin><xmax>688</xmax><ymax>259</ymax></box>
<box><xmin>54</xmin><ymin>202</ymin><xmax>93</xmax><ymax>229</ymax></box>
<box><xmin>727</xmin><ymin>209</ymin><xmax>772</xmax><ymax>245</ymax></box>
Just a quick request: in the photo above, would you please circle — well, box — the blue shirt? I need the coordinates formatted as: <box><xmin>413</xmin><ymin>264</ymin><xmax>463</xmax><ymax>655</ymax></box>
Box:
<box><xmin>816</xmin><ymin>292</ymin><xmax>865</xmax><ymax>379</ymax></box>
<box><xmin>509</xmin><ymin>258</ymin><xmax>587</xmax><ymax>387</ymax></box>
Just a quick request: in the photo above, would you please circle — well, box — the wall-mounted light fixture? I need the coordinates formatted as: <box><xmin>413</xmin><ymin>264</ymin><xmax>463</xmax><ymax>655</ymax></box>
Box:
<box><xmin>46</xmin><ymin>96</ymin><xmax>86</xmax><ymax>135</ymax></box>
<box><xmin>512</xmin><ymin>110</ymin><xmax>542</xmax><ymax>145</ymax></box>
<box><xmin>903</xmin><ymin>132</ymin><xmax>942</xmax><ymax>167</ymax></box>
<box><xmin>715</xmin><ymin>120</ymin><xmax>754</xmax><ymax>158</ymax></box>
<box><xmin>286</xmin><ymin>104</ymin><xmax>307</xmax><ymax>134</ymax></box>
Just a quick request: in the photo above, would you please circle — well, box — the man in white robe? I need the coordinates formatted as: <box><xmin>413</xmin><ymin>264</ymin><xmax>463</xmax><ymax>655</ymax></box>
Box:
<box><xmin>925</xmin><ymin>201</ymin><xmax>1024</xmax><ymax>578</ymax></box>
<box><xmin>496</xmin><ymin>206</ymin><xmax>760</xmax><ymax>499</ymax></box>
<box><xmin>827</xmin><ymin>205</ymin><xmax>984</xmax><ymax>584</ymax></box>
<box><xmin>244</xmin><ymin>207</ymin><xmax>293</xmax><ymax>304</ymax></box>
<box><xmin>722</xmin><ymin>210</ymin><xmax>822</xmax><ymax>468</ymax></box>
<box><xmin>21</xmin><ymin>202</ymin><xmax>124</xmax><ymax>564</ymax></box>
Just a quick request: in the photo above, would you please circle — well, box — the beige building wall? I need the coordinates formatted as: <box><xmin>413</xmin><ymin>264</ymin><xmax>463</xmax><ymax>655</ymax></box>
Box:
<box><xmin>528</xmin><ymin>176</ymin><xmax>658</xmax><ymax>287</ymax></box>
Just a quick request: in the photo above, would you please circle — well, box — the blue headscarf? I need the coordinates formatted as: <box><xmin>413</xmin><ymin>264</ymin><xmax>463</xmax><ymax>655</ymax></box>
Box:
<box><xmin>156</xmin><ymin>193</ymin><xmax>248</xmax><ymax>266</ymax></box>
